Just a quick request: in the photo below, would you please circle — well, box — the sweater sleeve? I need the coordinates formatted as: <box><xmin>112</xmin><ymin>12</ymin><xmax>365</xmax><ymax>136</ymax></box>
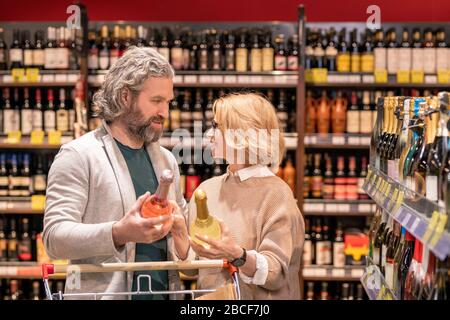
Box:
<box><xmin>256</xmin><ymin>195</ymin><xmax>303</xmax><ymax>291</ymax></box>
<box><xmin>43</xmin><ymin>145</ymin><xmax>125</xmax><ymax>260</ymax></box>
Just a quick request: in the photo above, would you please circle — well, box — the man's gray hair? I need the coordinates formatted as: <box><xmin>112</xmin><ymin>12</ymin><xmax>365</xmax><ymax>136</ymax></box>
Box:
<box><xmin>92</xmin><ymin>46</ymin><xmax>175</xmax><ymax>122</ymax></box>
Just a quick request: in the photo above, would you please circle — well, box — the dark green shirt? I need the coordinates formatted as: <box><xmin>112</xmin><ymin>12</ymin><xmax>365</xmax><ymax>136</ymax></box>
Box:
<box><xmin>115</xmin><ymin>140</ymin><xmax>168</xmax><ymax>300</ymax></box>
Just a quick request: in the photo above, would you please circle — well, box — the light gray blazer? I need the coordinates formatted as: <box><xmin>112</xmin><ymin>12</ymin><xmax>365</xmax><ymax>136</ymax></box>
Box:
<box><xmin>43</xmin><ymin>120</ymin><xmax>188</xmax><ymax>300</ymax></box>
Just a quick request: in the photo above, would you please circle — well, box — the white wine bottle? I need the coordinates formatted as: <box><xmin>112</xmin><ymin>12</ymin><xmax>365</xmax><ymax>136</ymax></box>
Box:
<box><xmin>189</xmin><ymin>189</ymin><xmax>221</xmax><ymax>246</ymax></box>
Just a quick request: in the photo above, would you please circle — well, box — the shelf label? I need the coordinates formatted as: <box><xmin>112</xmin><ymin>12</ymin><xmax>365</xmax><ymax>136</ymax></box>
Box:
<box><xmin>305</xmin><ymin>69</ymin><xmax>313</xmax><ymax>83</ymax></box>
<box><xmin>6</xmin><ymin>131</ymin><xmax>22</xmax><ymax>144</ymax></box>
<box><xmin>311</xmin><ymin>68</ymin><xmax>328</xmax><ymax>83</ymax></box>
<box><xmin>173</xmin><ymin>75</ymin><xmax>183</xmax><ymax>84</ymax></box>
<box><xmin>422</xmin><ymin>211</ymin><xmax>440</xmax><ymax>243</ymax></box>
<box><xmin>358</xmin><ymin>204</ymin><xmax>372</xmax><ymax>213</ymax></box>
<box><xmin>430</xmin><ymin>213</ymin><xmax>448</xmax><ymax>247</ymax></box>
<box><xmin>374</xmin><ymin>69</ymin><xmax>388</xmax><ymax>83</ymax></box>
<box><xmin>331</xmin><ymin>136</ymin><xmax>345</xmax><ymax>145</ymax></box>
<box><xmin>183</xmin><ymin>75</ymin><xmax>197</xmax><ymax>84</ymax></box>
<box><xmin>31</xmin><ymin>195</ymin><xmax>46</xmax><ymax>211</ymax></box>
<box><xmin>30</xmin><ymin>130</ymin><xmax>45</xmax><ymax>145</ymax></box>
<box><xmin>351</xmin><ymin>268</ymin><xmax>364</xmax><ymax>278</ymax></box>
<box><xmin>331</xmin><ymin>268</ymin><xmax>345</xmax><ymax>277</ymax></box>
<box><xmin>223</xmin><ymin>75</ymin><xmax>237</xmax><ymax>84</ymax></box>
<box><xmin>437</xmin><ymin>70</ymin><xmax>450</xmax><ymax>84</ymax></box>
<box><xmin>26</xmin><ymin>68</ymin><xmax>40</xmax><ymax>82</ymax></box>
<box><xmin>411</xmin><ymin>70</ymin><xmax>424</xmax><ymax>83</ymax></box>
<box><xmin>11</xmin><ymin>68</ymin><xmax>26</xmax><ymax>82</ymax></box>
<box><xmin>348</xmin><ymin>136</ymin><xmax>360</xmax><ymax>145</ymax></box>
<box><xmin>396</xmin><ymin>70</ymin><xmax>410</xmax><ymax>84</ymax></box>
<box><xmin>325</xmin><ymin>203</ymin><xmax>338</xmax><ymax>212</ymax></box>
<box><xmin>48</xmin><ymin>130</ymin><xmax>62</xmax><ymax>145</ymax></box>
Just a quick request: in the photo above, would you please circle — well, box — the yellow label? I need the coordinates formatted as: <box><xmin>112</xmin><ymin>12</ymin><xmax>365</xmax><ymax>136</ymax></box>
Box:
<box><xmin>311</xmin><ymin>68</ymin><xmax>328</xmax><ymax>83</ymax></box>
<box><xmin>430</xmin><ymin>213</ymin><xmax>448</xmax><ymax>247</ymax></box>
<box><xmin>361</xmin><ymin>54</ymin><xmax>374</xmax><ymax>72</ymax></box>
<box><xmin>350</xmin><ymin>55</ymin><xmax>361</xmax><ymax>73</ymax></box>
<box><xmin>423</xmin><ymin>211</ymin><xmax>441</xmax><ymax>243</ymax></box>
<box><xmin>411</xmin><ymin>70</ymin><xmax>424</xmax><ymax>83</ymax></box>
<box><xmin>30</xmin><ymin>130</ymin><xmax>45</xmax><ymax>144</ymax></box>
<box><xmin>31</xmin><ymin>195</ymin><xmax>46</xmax><ymax>211</ymax></box>
<box><xmin>389</xmin><ymin>188</ymin><xmax>399</xmax><ymax>209</ymax></box>
<box><xmin>305</xmin><ymin>69</ymin><xmax>313</xmax><ymax>83</ymax></box>
<box><xmin>26</xmin><ymin>68</ymin><xmax>40</xmax><ymax>82</ymax></box>
<box><xmin>337</xmin><ymin>53</ymin><xmax>350</xmax><ymax>72</ymax></box>
<box><xmin>374</xmin><ymin>69</ymin><xmax>388</xmax><ymax>83</ymax></box>
<box><xmin>11</xmin><ymin>68</ymin><xmax>26</xmax><ymax>82</ymax></box>
<box><xmin>396</xmin><ymin>70</ymin><xmax>410</xmax><ymax>84</ymax></box>
<box><xmin>437</xmin><ymin>69</ymin><xmax>450</xmax><ymax>84</ymax></box>
<box><xmin>48</xmin><ymin>130</ymin><xmax>62</xmax><ymax>145</ymax></box>
<box><xmin>7</xmin><ymin>131</ymin><xmax>22</xmax><ymax>144</ymax></box>
<box><xmin>392</xmin><ymin>190</ymin><xmax>404</xmax><ymax>213</ymax></box>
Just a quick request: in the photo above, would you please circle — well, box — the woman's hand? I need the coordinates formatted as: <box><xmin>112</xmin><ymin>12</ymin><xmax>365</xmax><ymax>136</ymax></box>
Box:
<box><xmin>189</xmin><ymin>219</ymin><xmax>243</xmax><ymax>261</ymax></box>
<box><xmin>169</xmin><ymin>200</ymin><xmax>190</xmax><ymax>260</ymax></box>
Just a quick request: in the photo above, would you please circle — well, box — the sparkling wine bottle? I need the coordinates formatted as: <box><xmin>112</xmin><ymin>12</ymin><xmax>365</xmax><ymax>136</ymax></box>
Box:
<box><xmin>141</xmin><ymin>169</ymin><xmax>174</xmax><ymax>218</ymax></box>
<box><xmin>189</xmin><ymin>189</ymin><xmax>221</xmax><ymax>246</ymax></box>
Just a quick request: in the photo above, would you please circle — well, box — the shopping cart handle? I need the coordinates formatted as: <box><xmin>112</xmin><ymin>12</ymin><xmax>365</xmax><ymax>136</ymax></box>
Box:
<box><xmin>42</xmin><ymin>263</ymin><xmax>55</xmax><ymax>279</ymax></box>
<box><xmin>222</xmin><ymin>259</ymin><xmax>239</xmax><ymax>276</ymax></box>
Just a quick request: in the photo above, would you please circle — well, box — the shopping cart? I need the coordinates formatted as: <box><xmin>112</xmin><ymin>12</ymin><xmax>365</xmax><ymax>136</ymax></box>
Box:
<box><xmin>41</xmin><ymin>259</ymin><xmax>240</xmax><ymax>300</ymax></box>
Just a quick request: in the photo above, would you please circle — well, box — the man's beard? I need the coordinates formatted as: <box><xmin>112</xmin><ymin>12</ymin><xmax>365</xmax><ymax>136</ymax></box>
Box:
<box><xmin>119</xmin><ymin>103</ymin><xmax>164</xmax><ymax>143</ymax></box>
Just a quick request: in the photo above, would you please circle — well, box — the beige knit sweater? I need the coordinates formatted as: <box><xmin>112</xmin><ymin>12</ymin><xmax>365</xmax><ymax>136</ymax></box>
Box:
<box><xmin>187</xmin><ymin>172</ymin><xmax>305</xmax><ymax>300</ymax></box>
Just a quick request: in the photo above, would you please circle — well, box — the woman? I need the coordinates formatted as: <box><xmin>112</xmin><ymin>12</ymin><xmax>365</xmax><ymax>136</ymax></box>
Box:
<box><xmin>187</xmin><ymin>92</ymin><xmax>304</xmax><ymax>300</ymax></box>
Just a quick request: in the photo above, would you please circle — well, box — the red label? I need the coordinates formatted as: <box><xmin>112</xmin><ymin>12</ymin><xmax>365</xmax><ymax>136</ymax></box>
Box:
<box><xmin>185</xmin><ymin>175</ymin><xmax>200</xmax><ymax>200</ymax></box>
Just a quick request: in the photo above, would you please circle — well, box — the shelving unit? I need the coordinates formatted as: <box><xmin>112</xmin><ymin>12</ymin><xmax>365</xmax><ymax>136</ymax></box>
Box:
<box><xmin>0</xmin><ymin>262</ymin><xmax>65</xmax><ymax>279</ymax></box>
<box><xmin>303</xmin><ymin>265</ymin><xmax>365</xmax><ymax>281</ymax></box>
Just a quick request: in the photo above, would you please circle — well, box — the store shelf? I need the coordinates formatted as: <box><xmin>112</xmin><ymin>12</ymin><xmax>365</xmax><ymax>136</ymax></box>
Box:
<box><xmin>0</xmin><ymin>262</ymin><xmax>65</xmax><ymax>279</ymax></box>
<box><xmin>305</xmin><ymin>134</ymin><xmax>371</xmax><ymax>149</ymax></box>
<box><xmin>306</xmin><ymin>72</ymin><xmax>450</xmax><ymax>88</ymax></box>
<box><xmin>302</xmin><ymin>265</ymin><xmax>365</xmax><ymax>281</ymax></box>
<box><xmin>88</xmin><ymin>70</ymin><xmax>299</xmax><ymax>88</ymax></box>
<box><xmin>0</xmin><ymin>198</ymin><xmax>44</xmax><ymax>214</ymax></box>
<box><xmin>0</xmin><ymin>70</ymin><xmax>80</xmax><ymax>87</ymax></box>
<box><xmin>363</xmin><ymin>166</ymin><xmax>450</xmax><ymax>261</ymax></box>
<box><xmin>360</xmin><ymin>258</ymin><xmax>397</xmax><ymax>300</ymax></box>
<box><xmin>0</xmin><ymin>134</ymin><xmax>73</xmax><ymax>150</ymax></box>
<box><xmin>303</xmin><ymin>199</ymin><xmax>375</xmax><ymax>216</ymax></box>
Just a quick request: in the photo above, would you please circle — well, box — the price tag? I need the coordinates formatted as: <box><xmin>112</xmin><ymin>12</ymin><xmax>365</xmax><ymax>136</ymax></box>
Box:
<box><xmin>311</xmin><ymin>68</ymin><xmax>328</xmax><ymax>83</ymax></box>
<box><xmin>348</xmin><ymin>136</ymin><xmax>360</xmax><ymax>145</ymax></box>
<box><xmin>7</xmin><ymin>131</ymin><xmax>22</xmax><ymax>144</ymax></box>
<box><xmin>437</xmin><ymin>70</ymin><xmax>450</xmax><ymax>84</ymax></box>
<box><xmin>392</xmin><ymin>190</ymin><xmax>404</xmax><ymax>214</ymax></box>
<box><xmin>11</xmin><ymin>68</ymin><xmax>26</xmax><ymax>82</ymax></box>
<box><xmin>351</xmin><ymin>268</ymin><xmax>364</xmax><ymax>278</ymax></box>
<box><xmin>173</xmin><ymin>75</ymin><xmax>183</xmax><ymax>84</ymax></box>
<box><xmin>313</xmin><ymin>268</ymin><xmax>327</xmax><ymax>277</ymax></box>
<box><xmin>199</xmin><ymin>75</ymin><xmax>212</xmax><ymax>83</ymax></box>
<box><xmin>325</xmin><ymin>203</ymin><xmax>338</xmax><ymax>212</ymax></box>
<box><xmin>411</xmin><ymin>70</ymin><xmax>424</xmax><ymax>83</ymax></box>
<box><xmin>388</xmin><ymin>188</ymin><xmax>399</xmax><ymax>211</ymax></box>
<box><xmin>26</xmin><ymin>68</ymin><xmax>40</xmax><ymax>82</ymax></box>
<box><xmin>31</xmin><ymin>195</ymin><xmax>46</xmax><ymax>211</ymax></box>
<box><xmin>331</xmin><ymin>268</ymin><xmax>345</xmax><ymax>277</ymax></box>
<box><xmin>430</xmin><ymin>213</ymin><xmax>448</xmax><ymax>247</ymax></box>
<box><xmin>48</xmin><ymin>130</ymin><xmax>62</xmax><ymax>145</ymax></box>
<box><xmin>331</xmin><ymin>136</ymin><xmax>345</xmax><ymax>145</ymax></box>
<box><xmin>183</xmin><ymin>75</ymin><xmax>197</xmax><ymax>84</ymax></box>
<box><xmin>54</xmin><ymin>74</ymin><xmax>68</xmax><ymax>82</ymax></box>
<box><xmin>305</xmin><ymin>69</ymin><xmax>313</xmax><ymax>83</ymax></box>
<box><xmin>374</xmin><ymin>69</ymin><xmax>388</xmax><ymax>83</ymax></box>
<box><xmin>422</xmin><ymin>211</ymin><xmax>440</xmax><ymax>243</ymax></box>
<box><xmin>360</xmin><ymin>137</ymin><xmax>371</xmax><ymax>145</ymax></box>
<box><xmin>358</xmin><ymin>204</ymin><xmax>372</xmax><ymax>212</ymax></box>
<box><xmin>396</xmin><ymin>70</ymin><xmax>410</xmax><ymax>84</ymax></box>
<box><xmin>362</xmin><ymin>74</ymin><xmax>375</xmax><ymax>83</ymax></box>
<box><xmin>30</xmin><ymin>130</ymin><xmax>45</xmax><ymax>144</ymax></box>
<box><xmin>223</xmin><ymin>75</ymin><xmax>237</xmax><ymax>84</ymax></box>
<box><xmin>338</xmin><ymin>204</ymin><xmax>350</xmax><ymax>212</ymax></box>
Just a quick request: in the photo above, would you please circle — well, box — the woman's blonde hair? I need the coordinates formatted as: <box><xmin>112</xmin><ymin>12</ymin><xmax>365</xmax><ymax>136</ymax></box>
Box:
<box><xmin>213</xmin><ymin>92</ymin><xmax>286</xmax><ymax>170</ymax></box>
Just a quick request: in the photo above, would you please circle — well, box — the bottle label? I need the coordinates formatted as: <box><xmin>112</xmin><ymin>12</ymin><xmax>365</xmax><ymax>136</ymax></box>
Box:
<box><xmin>346</xmin><ymin>110</ymin><xmax>360</xmax><ymax>133</ymax></box>
<box><xmin>98</xmin><ymin>54</ymin><xmax>109</xmax><ymax>70</ymax></box>
<box><xmin>426</xmin><ymin>175</ymin><xmax>438</xmax><ymax>202</ymax></box>
<box><xmin>9</xmin><ymin>48</ymin><xmax>23</xmax><ymax>63</ymax></box>
<box><xmin>33</xmin><ymin>175</ymin><xmax>47</xmax><ymax>191</ymax></box>
<box><xmin>0</xmin><ymin>239</ymin><xmax>7</xmax><ymax>258</ymax></box>
<box><xmin>262</xmin><ymin>47</ymin><xmax>274</xmax><ymax>71</ymax></box>
<box><xmin>44</xmin><ymin>110</ymin><xmax>56</xmax><ymax>131</ymax></box>
<box><xmin>32</xmin><ymin>110</ymin><xmax>43</xmax><ymax>131</ymax></box>
<box><xmin>185</xmin><ymin>175</ymin><xmax>200</xmax><ymax>199</ymax></box>
<box><xmin>322</xmin><ymin>181</ymin><xmax>334</xmax><ymax>199</ymax></box>
<box><xmin>337</xmin><ymin>53</ymin><xmax>350</xmax><ymax>72</ymax></box>
<box><xmin>158</xmin><ymin>48</ymin><xmax>170</xmax><ymax>62</ymax></box>
<box><xmin>24</xmin><ymin>49</ymin><xmax>34</xmax><ymax>67</ymax></box>
<box><xmin>8</xmin><ymin>239</ymin><xmax>17</xmax><ymax>256</ymax></box>
<box><xmin>88</xmin><ymin>49</ymin><xmax>99</xmax><ymax>69</ymax></box>
<box><xmin>385</xmin><ymin>262</ymin><xmax>394</xmax><ymax>289</ymax></box>
<box><xmin>109</xmin><ymin>52</ymin><xmax>119</xmax><ymax>67</ymax></box>
<box><xmin>170</xmin><ymin>110</ymin><xmax>181</xmax><ymax>130</ymax></box>
<box><xmin>225</xmin><ymin>50</ymin><xmax>236</xmax><ymax>71</ymax></box>
<box><xmin>182</xmin><ymin>49</ymin><xmax>190</xmax><ymax>70</ymax></box>
<box><xmin>33</xmin><ymin>49</ymin><xmax>45</xmax><ymax>66</ymax></box>
<box><xmin>311</xmin><ymin>176</ymin><xmax>323</xmax><ymax>197</ymax></box>
<box><xmin>350</xmin><ymin>54</ymin><xmax>361</xmax><ymax>73</ymax></box>
<box><xmin>21</xmin><ymin>109</ymin><xmax>33</xmax><ymax>134</ymax></box>
<box><xmin>302</xmin><ymin>240</ymin><xmax>312</xmax><ymax>265</ymax></box>
<box><xmin>346</xmin><ymin>179</ymin><xmax>359</xmax><ymax>200</ymax></box>
<box><xmin>436</xmin><ymin>48</ymin><xmax>448</xmax><ymax>71</ymax></box>
<box><xmin>18</xmin><ymin>240</ymin><xmax>32</xmax><ymax>261</ymax></box>
<box><xmin>236</xmin><ymin>48</ymin><xmax>248</xmax><ymax>72</ymax></box>
<box><xmin>333</xmin><ymin>242</ymin><xmax>345</xmax><ymax>267</ymax></box>
<box><xmin>274</xmin><ymin>55</ymin><xmax>287</xmax><ymax>71</ymax></box>
<box><xmin>374</xmin><ymin>48</ymin><xmax>387</xmax><ymax>70</ymax></box>
<box><xmin>360</xmin><ymin>110</ymin><xmax>373</xmax><ymax>133</ymax></box>
<box><xmin>3</xmin><ymin>110</ymin><xmax>20</xmax><ymax>133</ymax></box>
<box><xmin>57</xmin><ymin>48</ymin><xmax>69</xmax><ymax>69</ymax></box>
<box><xmin>171</xmin><ymin>48</ymin><xmax>184</xmax><ymax>70</ymax></box>
<box><xmin>56</xmin><ymin>110</ymin><xmax>69</xmax><ymax>132</ymax></box>
<box><xmin>287</xmin><ymin>55</ymin><xmax>298</xmax><ymax>71</ymax></box>
<box><xmin>372</xmin><ymin>247</ymin><xmax>380</xmax><ymax>266</ymax></box>
<box><xmin>398</xmin><ymin>48</ymin><xmax>412</xmax><ymax>71</ymax></box>
<box><xmin>387</xmin><ymin>48</ymin><xmax>399</xmax><ymax>74</ymax></box>
<box><xmin>316</xmin><ymin>241</ymin><xmax>332</xmax><ymax>265</ymax></box>
<box><xmin>250</xmin><ymin>49</ymin><xmax>262</xmax><ymax>72</ymax></box>
<box><xmin>411</xmin><ymin>48</ymin><xmax>424</xmax><ymax>71</ymax></box>
<box><xmin>423</xmin><ymin>48</ymin><xmax>436</xmax><ymax>74</ymax></box>
<box><xmin>361</xmin><ymin>54</ymin><xmax>374</xmax><ymax>72</ymax></box>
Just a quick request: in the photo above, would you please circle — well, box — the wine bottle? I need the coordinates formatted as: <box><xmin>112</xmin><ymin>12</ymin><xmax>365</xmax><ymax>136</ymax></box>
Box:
<box><xmin>303</xmin><ymin>219</ymin><xmax>313</xmax><ymax>266</ymax></box>
<box><xmin>398</xmin><ymin>231</ymin><xmax>415</xmax><ymax>299</ymax></box>
<box><xmin>305</xmin><ymin>90</ymin><xmax>316</xmax><ymax>134</ymax></box>
<box><xmin>350</xmin><ymin>29</ymin><xmax>361</xmax><ymax>73</ymax></box>
<box><xmin>322</xmin><ymin>154</ymin><xmax>334</xmax><ymax>200</ymax></box>
<box><xmin>141</xmin><ymin>169</ymin><xmax>174</xmax><ymax>218</ymax></box>
<box><xmin>333</xmin><ymin>222</ymin><xmax>345</xmax><ymax>267</ymax></box>
<box><xmin>303</xmin><ymin>154</ymin><xmax>312</xmax><ymax>199</ymax></box>
<box><xmin>311</xmin><ymin>154</ymin><xmax>323</xmax><ymax>199</ymax></box>
<box><xmin>18</xmin><ymin>218</ymin><xmax>32</xmax><ymax>261</ymax></box>
<box><xmin>336</xmin><ymin>29</ymin><xmax>350</xmax><ymax>72</ymax></box>
<box><xmin>189</xmin><ymin>189</ymin><xmax>221</xmax><ymax>246</ymax></box>
<box><xmin>346</xmin><ymin>156</ymin><xmax>359</xmax><ymax>200</ymax></box>
<box><xmin>370</xmin><ymin>97</ymin><xmax>384</xmax><ymax>170</ymax></box>
<box><xmin>317</xmin><ymin>90</ymin><xmax>330</xmax><ymax>134</ymax></box>
<box><xmin>334</xmin><ymin>156</ymin><xmax>346</xmax><ymax>200</ymax></box>
<box><xmin>331</xmin><ymin>91</ymin><xmax>347</xmax><ymax>134</ymax></box>
<box><xmin>283</xmin><ymin>156</ymin><xmax>296</xmax><ymax>193</ymax></box>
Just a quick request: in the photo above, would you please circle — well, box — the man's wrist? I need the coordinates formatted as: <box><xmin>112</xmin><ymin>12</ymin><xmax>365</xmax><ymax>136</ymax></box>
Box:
<box><xmin>112</xmin><ymin>221</ymin><xmax>126</xmax><ymax>248</ymax></box>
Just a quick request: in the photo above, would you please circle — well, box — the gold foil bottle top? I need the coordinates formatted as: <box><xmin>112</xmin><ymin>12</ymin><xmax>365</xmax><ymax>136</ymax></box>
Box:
<box><xmin>195</xmin><ymin>189</ymin><xmax>209</xmax><ymax>220</ymax></box>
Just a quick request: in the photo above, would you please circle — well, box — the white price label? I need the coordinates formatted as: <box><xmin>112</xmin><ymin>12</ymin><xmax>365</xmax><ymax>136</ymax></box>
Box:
<box><xmin>237</xmin><ymin>75</ymin><xmax>250</xmax><ymax>83</ymax></box>
<box><xmin>210</xmin><ymin>75</ymin><xmax>223</xmax><ymax>83</ymax></box>
<box><xmin>54</xmin><ymin>74</ymin><xmax>68</xmax><ymax>82</ymax></box>
<box><xmin>2</xmin><ymin>75</ymin><xmax>14</xmax><ymax>83</ymax></box>
<box><xmin>199</xmin><ymin>75</ymin><xmax>212</xmax><ymax>83</ymax></box>
<box><xmin>348</xmin><ymin>136</ymin><xmax>360</xmax><ymax>145</ymax></box>
<box><xmin>332</xmin><ymin>136</ymin><xmax>345</xmax><ymax>145</ymax></box>
<box><xmin>325</xmin><ymin>203</ymin><xmax>338</xmax><ymax>212</ymax></box>
<box><xmin>303</xmin><ymin>203</ymin><xmax>324</xmax><ymax>212</ymax></box>
<box><xmin>360</xmin><ymin>137</ymin><xmax>371</xmax><ymax>145</ymax></box>
<box><xmin>332</xmin><ymin>268</ymin><xmax>345</xmax><ymax>277</ymax></box>
<box><xmin>362</xmin><ymin>75</ymin><xmax>375</xmax><ymax>83</ymax></box>
<box><xmin>224</xmin><ymin>75</ymin><xmax>237</xmax><ymax>83</ymax></box>
<box><xmin>250</xmin><ymin>76</ymin><xmax>263</xmax><ymax>84</ymax></box>
<box><xmin>351</xmin><ymin>268</ymin><xmax>364</xmax><ymax>278</ymax></box>
<box><xmin>67</xmin><ymin>74</ymin><xmax>79</xmax><ymax>82</ymax></box>
<box><xmin>358</xmin><ymin>204</ymin><xmax>372</xmax><ymax>212</ymax></box>
<box><xmin>42</xmin><ymin>74</ymin><xmax>55</xmax><ymax>83</ymax></box>
<box><xmin>183</xmin><ymin>75</ymin><xmax>197</xmax><ymax>84</ymax></box>
<box><xmin>424</xmin><ymin>75</ymin><xmax>437</xmax><ymax>84</ymax></box>
<box><xmin>173</xmin><ymin>75</ymin><xmax>183</xmax><ymax>84</ymax></box>
<box><xmin>338</xmin><ymin>204</ymin><xmax>351</xmax><ymax>212</ymax></box>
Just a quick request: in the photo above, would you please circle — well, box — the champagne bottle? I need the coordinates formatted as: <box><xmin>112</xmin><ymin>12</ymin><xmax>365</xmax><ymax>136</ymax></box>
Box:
<box><xmin>141</xmin><ymin>169</ymin><xmax>174</xmax><ymax>218</ymax></box>
<box><xmin>189</xmin><ymin>189</ymin><xmax>221</xmax><ymax>246</ymax></box>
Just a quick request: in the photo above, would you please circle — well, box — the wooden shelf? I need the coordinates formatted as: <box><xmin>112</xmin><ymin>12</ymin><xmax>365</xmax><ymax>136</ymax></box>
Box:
<box><xmin>0</xmin><ymin>198</ymin><xmax>43</xmax><ymax>214</ymax></box>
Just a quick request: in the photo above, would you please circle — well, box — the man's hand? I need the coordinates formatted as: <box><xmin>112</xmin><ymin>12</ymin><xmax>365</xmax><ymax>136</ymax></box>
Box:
<box><xmin>112</xmin><ymin>192</ymin><xmax>174</xmax><ymax>248</ymax></box>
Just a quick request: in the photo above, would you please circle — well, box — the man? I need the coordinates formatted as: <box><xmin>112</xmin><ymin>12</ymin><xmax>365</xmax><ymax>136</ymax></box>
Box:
<box><xmin>43</xmin><ymin>47</ymin><xmax>190</xmax><ymax>300</ymax></box>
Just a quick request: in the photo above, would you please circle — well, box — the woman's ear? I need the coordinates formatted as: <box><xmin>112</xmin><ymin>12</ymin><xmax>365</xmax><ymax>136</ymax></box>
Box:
<box><xmin>121</xmin><ymin>88</ymin><xmax>132</xmax><ymax>109</ymax></box>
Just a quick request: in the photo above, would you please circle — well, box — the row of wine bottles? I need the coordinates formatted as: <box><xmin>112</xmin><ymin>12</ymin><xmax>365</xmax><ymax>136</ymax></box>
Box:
<box><xmin>0</xmin><ymin>27</ymin><xmax>79</xmax><ymax>70</ymax></box>
<box><xmin>0</xmin><ymin>279</ymin><xmax>65</xmax><ymax>300</ymax></box>
<box><xmin>85</xmin><ymin>25</ymin><xmax>298</xmax><ymax>72</ymax></box>
<box><xmin>303</xmin><ymin>153</ymin><xmax>369</xmax><ymax>200</ymax></box>
<box><xmin>303</xmin><ymin>216</ymin><xmax>369</xmax><ymax>267</ymax></box>
<box><xmin>368</xmin><ymin>207</ymin><xmax>449</xmax><ymax>299</ymax></box>
<box><xmin>306</xmin><ymin>27</ymin><xmax>450</xmax><ymax>73</ymax></box>
<box><xmin>370</xmin><ymin>92</ymin><xmax>450</xmax><ymax>202</ymax></box>
<box><xmin>304</xmin><ymin>281</ymin><xmax>366</xmax><ymax>300</ymax></box>
<box><xmin>0</xmin><ymin>87</ymin><xmax>76</xmax><ymax>135</ymax></box>
<box><xmin>0</xmin><ymin>152</ymin><xmax>53</xmax><ymax>198</ymax></box>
